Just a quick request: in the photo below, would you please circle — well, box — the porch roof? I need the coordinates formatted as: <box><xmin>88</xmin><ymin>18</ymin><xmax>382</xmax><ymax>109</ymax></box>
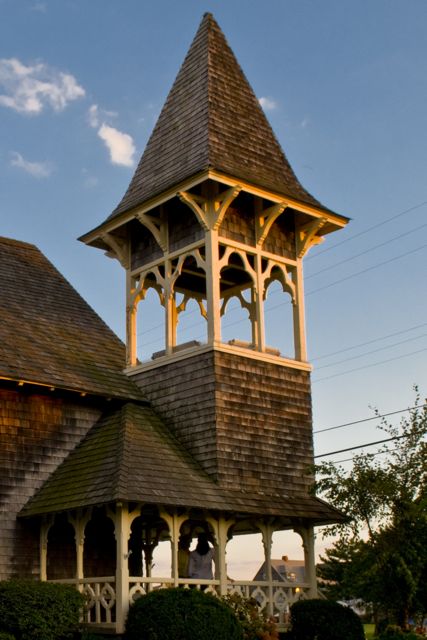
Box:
<box><xmin>20</xmin><ymin>402</ymin><xmax>345</xmax><ymax>525</ymax></box>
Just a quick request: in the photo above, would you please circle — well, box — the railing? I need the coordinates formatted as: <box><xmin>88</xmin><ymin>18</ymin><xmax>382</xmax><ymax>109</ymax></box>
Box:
<box><xmin>52</xmin><ymin>576</ymin><xmax>310</xmax><ymax>632</ymax></box>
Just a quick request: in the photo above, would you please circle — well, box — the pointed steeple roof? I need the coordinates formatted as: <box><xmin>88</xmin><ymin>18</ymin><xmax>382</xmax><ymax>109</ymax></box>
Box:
<box><xmin>108</xmin><ymin>13</ymin><xmax>324</xmax><ymax>222</ymax></box>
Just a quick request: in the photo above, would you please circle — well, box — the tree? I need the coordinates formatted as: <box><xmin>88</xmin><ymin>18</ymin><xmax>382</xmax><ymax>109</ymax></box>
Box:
<box><xmin>314</xmin><ymin>389</ymin><xmax>427</xmax><ymax>631</ymax></box>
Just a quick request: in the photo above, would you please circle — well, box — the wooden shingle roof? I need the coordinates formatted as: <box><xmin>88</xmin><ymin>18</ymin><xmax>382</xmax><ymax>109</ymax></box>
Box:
<box><xmin>0</xmin><ymin>237</ymin><xmax>142</xmax><ymax>400</ymax></box>
<box><xmin>20</xmin><ymin>401</ymin><xmax>345</xmax><ymax>525</ymax></box>
<box><xmin>105</xmin><ymin>12</ymin><xmax>327</xmax><ymax>223</ymax></box>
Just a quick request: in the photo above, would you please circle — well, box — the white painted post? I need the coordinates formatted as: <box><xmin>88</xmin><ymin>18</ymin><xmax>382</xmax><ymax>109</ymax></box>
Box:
<box><xmin>40</xmin><ymin>518</ymin><xmax>49</xmax><ymax>581</ymax></box>
<box><xmin>115</xmin><ymin>503</ymin><xmax>130</xmax><ymax>634</ymax></box>
<box><xmin>126</xmin><ymin>271</ymin><xmax>137</xmax><ymax>366</ymax></box>
<box><xmin>217</xmin><ymin>517</ymin><xmax>229</xmax><ymax>596</ymax></box>
<box><xmin>297</xmin><ymin>526</ymin><xmax>317</xmax><ymax>598</ymax></box>
<box><xmin>261</xmin><ymin>522</ymin><xmax>274</xmax><ymax>617</ymax></box>
<box><xmin>292</xmin><ymin>260</ymin><xmax>307</xmax><ymax>361</ymax></box>
<box><xmin>205</xmin><ymin>228</ymin><xmax>221</xmax><ymax>346</ymax></box>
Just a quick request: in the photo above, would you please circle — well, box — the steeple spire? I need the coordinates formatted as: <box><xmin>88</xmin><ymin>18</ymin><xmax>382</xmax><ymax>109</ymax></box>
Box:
<box><xmin>108</xmin><ymin>12</ymin><xmax>326</xmax><ymax>222</ymax></box>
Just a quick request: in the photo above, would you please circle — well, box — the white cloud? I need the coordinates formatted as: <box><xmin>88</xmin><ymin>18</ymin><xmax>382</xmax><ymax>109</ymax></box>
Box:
<box><xmin>0</xmin><ymin>58</ymin><xmax>85</xmax><ymax>114</ymax></box>
<box><xmin>259</xmin><ymin>96</ymin><xmax>277</xmax><ymax>111</ymax></box>
<box><xmin>97</xmin><ymin>123</ymin><xmax>135</xmax><ymax>167</ymax></box>
<box><xmin>10</xmin><ymin>151</ymin><xmax>52</xmax><ymax>178</ymax></box>
<box><xmin>88</xmin><ymin>104</ymin><xmax>99</xmax><ymax>128</ymax></box>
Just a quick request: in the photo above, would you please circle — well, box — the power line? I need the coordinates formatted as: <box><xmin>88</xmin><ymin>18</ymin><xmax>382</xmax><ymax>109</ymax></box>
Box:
<box><xmin>314</xmin><ymin>332</ymin><xmax>427</xmax><ymax>371</ymax></box>
<box><xmin>306</xmin><ymin>199</ymin><xmax>427</xmax><ymax>261</ymax></box>
<box><xmin>306</xmin><ymin>243</ymin><xmax>426</xmax><ymax>297</ymax></box>
<box><xmin>305</xmin><ymin>222</ymin><xmax>427</xmax><ymax>280</ymax></box>
<box><xmin>311</xmin><ymin>322</ymin><xmax>427</xmax><ymax>362</ymax></box>
<box><xmin>313</xmin><ymin>403</ymin><xmax>427</xmax><ymax>434</ymax></box>
<box><xmin>326</xmin><ymin>446</ymin><xmax>400</xmax><ymax>465</ymax></box>
<box><xmin>312</xmin><ymin>346</ymin><xmax>427</xmax><ymax>383</ymax></box>
<box><xmin>314</xmin><ymin>434</ymin><xmax>408</xmax><ymax>459</ymax></box>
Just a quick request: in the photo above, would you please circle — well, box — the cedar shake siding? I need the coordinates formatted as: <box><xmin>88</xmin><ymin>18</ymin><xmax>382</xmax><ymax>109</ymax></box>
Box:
<box><xmin>132</xmin><ymin>349</ymin><xmax>313</xmax><ymax>496</ymax></box>
<box><xmin>0</xmin><ymin>387</ymin><xmax>102</xmax><ymax>579</ymax></box>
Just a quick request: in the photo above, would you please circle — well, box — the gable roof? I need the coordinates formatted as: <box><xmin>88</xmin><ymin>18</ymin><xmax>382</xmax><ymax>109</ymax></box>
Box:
<box><xmin>104</xmin><ymin>13</ymin><xmax>329</xmax><ymax>224</ymax></box>
<box><xmin>0</xmin><ymin>237</ymin><xmax>142</xmax><ymax>401</ymax></box>
<box><xmin>20</xmin><ymin>401</ymin><xmax>346</xmax><ymax>525</ymax></box>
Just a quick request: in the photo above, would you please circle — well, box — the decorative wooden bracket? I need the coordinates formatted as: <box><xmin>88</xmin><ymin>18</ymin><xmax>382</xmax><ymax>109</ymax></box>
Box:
<box><xmin>101</xmin><ymin>233</ymin><xmax>130</xmax><ymax>268</ymax></box>
<box><xmin>296</xmin><ymin>218</ymin><xmax>326</xmax><ymax>258</ymax></box>
<box><xmin>135</xmin><ymin>211</ymin><xmax>168</xmax><ymax>252</ymax></box>
<box><xmin>178</xmin><ymin>185</ymin><xmax>242</xmax><ymax>231</ymax></box>
<box><xmin>256</xmin><ymin>202</ymin><xmax>287</xmax><ymax>247</ymax></box>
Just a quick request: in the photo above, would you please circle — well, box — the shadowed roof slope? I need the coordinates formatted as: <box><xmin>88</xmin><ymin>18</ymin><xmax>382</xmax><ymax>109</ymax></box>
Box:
<box><xmin>0</xmin><ymin>237</ymin><xmax>142</xmax><ymax>400</ymax></box>
<box><xmin>106</xmin><ymin>12</ymin><xmax>326</xmax><ymax>223</ymax></box>
<box><xmin>20</xmin><ymin>402</ymin><xmax>346</xmax><ymax>525</ymax></box>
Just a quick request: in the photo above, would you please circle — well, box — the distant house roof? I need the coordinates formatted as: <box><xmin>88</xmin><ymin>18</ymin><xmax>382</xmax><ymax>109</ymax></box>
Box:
<box><xmin>0</xmin><ymin>237</ymin><xmax>142</xmax><ymax>401</ymax></box>
<box><xmin>89</xmin><ymin>12</ymin><xmax>340</xmax><ymax>234</ymax></box>
<box><xmin>20</xmin><ymin>401</ymin><xmax>346</xmax><ymax>524</ymax></box>
<box><xmin>253</xmin><ymin>558</ymin><xmax>306</xmax><ymax>583</ymax></box>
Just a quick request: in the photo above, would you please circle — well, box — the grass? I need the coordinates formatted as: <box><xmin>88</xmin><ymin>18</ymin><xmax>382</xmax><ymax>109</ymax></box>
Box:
<box><xmin>364</xmin><ymin>623</ymin><xmax>376</xmax><ymax>639</ymax></box>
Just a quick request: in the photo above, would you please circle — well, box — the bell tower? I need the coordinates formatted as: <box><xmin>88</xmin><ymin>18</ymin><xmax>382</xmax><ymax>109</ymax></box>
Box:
<box><xmin>80</xmin><ymin>13</ymin><xmax>348</xmax><ymax>498</ymax></box>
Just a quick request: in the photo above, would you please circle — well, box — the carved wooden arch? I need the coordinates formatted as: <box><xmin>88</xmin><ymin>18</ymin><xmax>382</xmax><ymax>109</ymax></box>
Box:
<box><xmin>132</xmin><ymin>267</ymin><xmax>166</xmax><ymax>307</ymax></box>
<box><xmin>218</xmin><ymin>246</ymin><xmax>256</xmax><ymax>283</ymax></box>
<box><xmin>220</xmin><ymin>288</ymin><xmax>254</xmax><ymax>320</ymax></box>
<box><xmin>261</xmin><ymin>260</ymin><xmax>296</xmax><ymax>303</ymax></box>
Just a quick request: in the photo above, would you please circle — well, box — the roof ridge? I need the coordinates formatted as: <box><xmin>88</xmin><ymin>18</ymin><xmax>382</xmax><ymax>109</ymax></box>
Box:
<box><xmin>0</xmin><ymin>236</ymin><xmax>38</xmax><ymax>250</ymax></box>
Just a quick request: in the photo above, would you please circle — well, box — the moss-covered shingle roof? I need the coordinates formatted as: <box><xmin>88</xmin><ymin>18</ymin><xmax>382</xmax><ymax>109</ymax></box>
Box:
<box><xmin>20</xmin><ymin>402</ymin><xmax>345</xmax><ymax>525</ymax></box>
<box><xmin>0</xmin><ymin>236</ymin><xmax>142</xmax><ymax>401</ymax></box>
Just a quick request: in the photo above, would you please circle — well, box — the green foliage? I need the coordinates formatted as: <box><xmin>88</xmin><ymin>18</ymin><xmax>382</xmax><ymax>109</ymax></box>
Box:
<box><xmin>314</xmin><ymin>391</ymin><xmax>427</xmax><ymax>629</ymax></box>
<box><xmin>377</xmin><ymin>624</ymin><xmax>424</xmax><ymax>640</ymax></box>
<box><xmin>125</xmin><ymin>587</ymin><xmax>244</xmax><ymax>640</ymax></box>
<box><xmin>222</xmin><ymin>592</ymin><xmax>278</xmax><ymax>639</ymax></box>
<box><xmin>287</xmin><ymin>599</ymin><xmax>364</xmax><ymax>640</ymax></box>
<box><xmin>0</xmin><ymin>633</ymin><xmax>16</xmax><ymax>640</ymax></box>
<box><xmin>0</xmin><ymin>580</ymin><xmax>84</xmax><ymax>640</ymax></box>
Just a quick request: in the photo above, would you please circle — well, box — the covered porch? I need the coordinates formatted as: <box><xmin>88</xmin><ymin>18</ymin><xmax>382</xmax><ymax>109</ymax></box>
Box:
<box><xmin>40</xmin><ymin>502</ymin><xmax>319</xmax><ymax>634</ymax></box>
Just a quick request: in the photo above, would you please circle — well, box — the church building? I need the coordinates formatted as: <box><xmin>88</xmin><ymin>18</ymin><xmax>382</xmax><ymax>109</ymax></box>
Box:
<box><xmin>0</xmin><ymin>14</ymin><xmax>348</xmax><ymax>634</ymax></box>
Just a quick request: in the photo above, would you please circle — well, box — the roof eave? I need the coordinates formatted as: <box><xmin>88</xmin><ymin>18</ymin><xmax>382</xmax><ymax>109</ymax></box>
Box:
<box><xmin>79</xmin><ymin>168</ymin><xmax>349</xmax><ymax>249</ymax></box>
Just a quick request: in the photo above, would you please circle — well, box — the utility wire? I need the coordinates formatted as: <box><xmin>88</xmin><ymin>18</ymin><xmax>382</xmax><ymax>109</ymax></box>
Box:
<box><xmin>305</xmin><ymin>222</ymin><xmax>427</xmax><ymax>280</ymax></box>
<box><xmin>314</xmin><ymin>434</ymin><xmax>408</xmax><ymax>459</ymax></box>
<box><xmin>306</xmin><ymin>243</ymin><xmax>426</xmax><ymax>297</ymax></box>
<box><xmin>312</xmin><ymin>346</ymin><xmax>427</xmax><ymax>383</ymax></box>
<box><xmin>326</xmin><ymin>446</ymin><xmax>400</xmax><ymax>465</ymax></box>
<box><xmin>306</xmin><ymin>199</ymin><xmax>427</xmax><ymax>261</ymax></box>
<box><xmin>313</xmin><ymin>403</ymin><xmax>427</xmax><ymax>434</ymax></box>
<box><xmin>314</xmin><ymin>332</ymin><xmax>427</xmax><ymax>371</ymax></box>
<box><xmin>311</xmin><ymin>322</ymin><xmax>427</xmax><ymax>362</ymax></box>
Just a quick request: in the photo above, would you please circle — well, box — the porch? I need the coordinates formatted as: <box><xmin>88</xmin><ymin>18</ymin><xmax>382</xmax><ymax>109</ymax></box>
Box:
<box><xmin>40</xmin><ymin>503</ymin><xmax>318</xmax><ymax>634</ymax></box>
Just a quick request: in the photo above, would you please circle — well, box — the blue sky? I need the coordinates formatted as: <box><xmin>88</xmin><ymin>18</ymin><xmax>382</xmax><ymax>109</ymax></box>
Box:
<box><xmin>1</xmin><ymin>0</ymin><xmax>426</xmax><ymax>515</ymax></box>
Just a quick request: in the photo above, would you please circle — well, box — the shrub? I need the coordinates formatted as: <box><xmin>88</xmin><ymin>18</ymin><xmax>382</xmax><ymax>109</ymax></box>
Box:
<box><xmin>222</xmin><ymin>592</ymin><xmax>279</xmax><ymax>640</ymax></box>
<box><xmin>0</xmin><ymin>633</ymin><xmax>16</xmax><ymax>640</ymax></box>
<box><xmin>125</xmin><ymin>587</ymin><xmax>244</xmax><ymax>640</ymax></box>
<box><xmin>0</xmin><ymin>580</ymin><xmax>84</xmax><ymax>640</ymax></box>
<box><xmin>378</xmin><ymin>625</ymin><xmax>425</xmax><ymax>640</ymax></box>
<box><xmin>288</xmin><ymin>599</ymin><xmax>364</xmax><ymax>640</ymax></box>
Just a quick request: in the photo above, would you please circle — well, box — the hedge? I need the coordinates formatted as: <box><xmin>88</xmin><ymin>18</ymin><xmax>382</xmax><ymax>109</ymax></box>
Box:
<box><xmin>288</xmin><ymin>599</ymin><xmax>364</xmax><ymax>640</ymax></box>
<box><xmin>0</xmin><ymin>580</ymin><xmax>84</xmax><ymax>640</ymax></box>
<box><xmin>125</xmin><ymin>587</ymin><xmax>244</xmax><ymax>640</ymax></box>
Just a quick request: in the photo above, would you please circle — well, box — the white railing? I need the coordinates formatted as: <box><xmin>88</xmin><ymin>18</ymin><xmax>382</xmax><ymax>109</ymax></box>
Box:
<box><xmin>51</xmin><ymin>576</ymin><xmax>309</xmax><ymax>631</ymax></box>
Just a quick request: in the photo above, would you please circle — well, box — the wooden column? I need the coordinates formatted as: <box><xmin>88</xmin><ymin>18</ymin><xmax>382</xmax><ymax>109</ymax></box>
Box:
<box><xmin>293</xmin><ymin>260</ymin><xmax>307</xmax><ymax>361</ymax></box>
<box><xmin>126</xmin><ymin>271</ymin><xmax>137</xmax><ymax>366</ymax></box>
<box><xmin>205</xmin><ymin>229</ymin><xmax>221</xmax><ymax>346</ymax></box>
<box><xmin>297</xmin><ymin>526</ymin><xmax>317</xmax><ymax>598</ymax></box>
<box><xmin>115</xmin><ymin>503</ymin><xmax>131</xmax><ymax>635</ymax></box>
<box><xmin>260</xmin><ymin>522</ymin><xmax>274</xmax><ymax>616</ymax></box>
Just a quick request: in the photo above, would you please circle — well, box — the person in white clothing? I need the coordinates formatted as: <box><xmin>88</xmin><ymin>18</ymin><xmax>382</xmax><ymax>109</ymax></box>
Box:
<box><xmin>188</xmin><ymin>533</ymin><xmax>215</xmax><ymax>588</ymax></box>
